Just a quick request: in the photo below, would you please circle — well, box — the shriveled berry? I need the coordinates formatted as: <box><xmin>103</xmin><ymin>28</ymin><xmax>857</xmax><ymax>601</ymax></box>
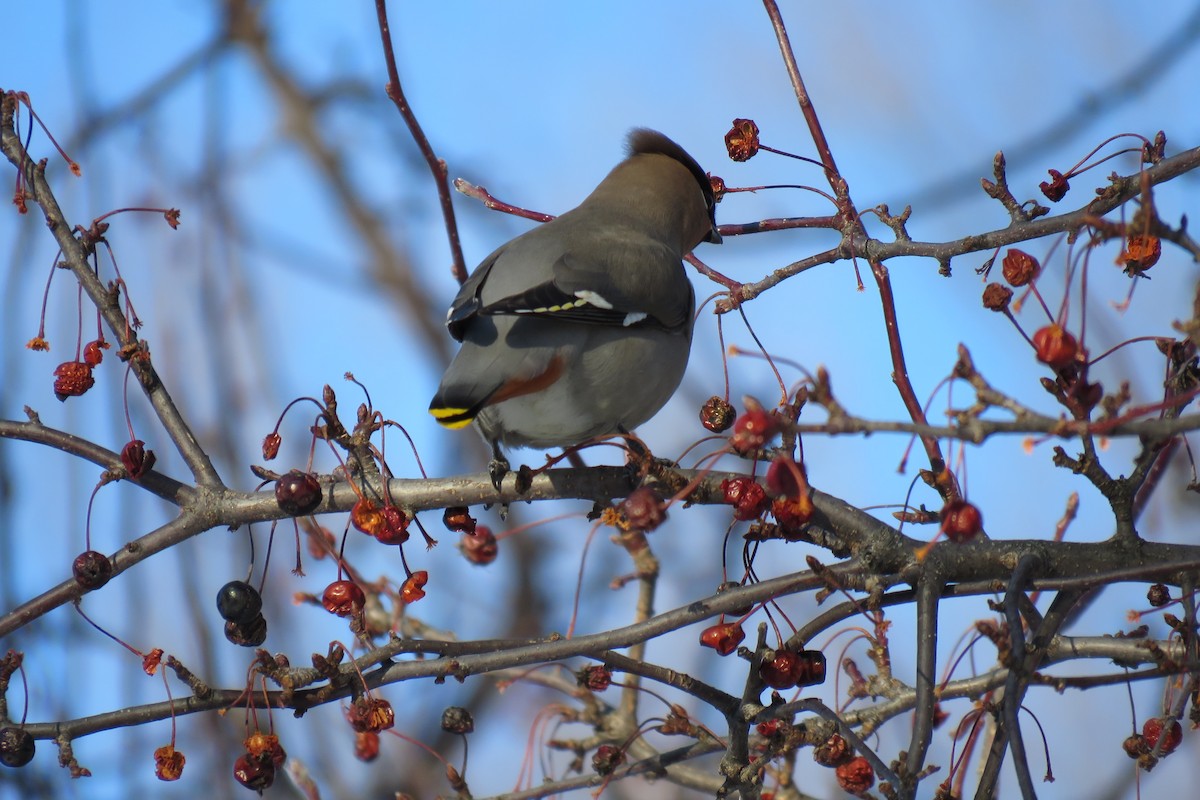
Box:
<box><xmin>1147</xmin><ymin>583</ymin><xmax>1171</xmax><ymax>608</ymax></box>
<box><xmin>0</xmin><ymin>727</ymin><xmax>35</xmax><ymax>768</ymax></box>
<box><xmin>721</xmin><ymin>476</ymin><xmax>769</xmax><ymax>521</ymax></box>
<box><xmin>216</xmin><ymin>580</ymin><xmax>263</xmax><ymax>624</ymax></box>
<box><xmin>1039</xmin><ymin>169</ymin><xmax>1070</xmax><ymax>202</ymax></box>
<box><xmin>699</xmin><ymin>622</ymin><xmax>745</xmax><ymax>656</ymax></box>
<box><xmin>53</xmin><ymin>360</ymin><xmax>95</xmax><ymax>401</ymax></box>
<box><xmin>374</xmin><ymin>505</ymin><xmax>410</xmax><ymax>545</ymax></box>
<box><xmin>347</xmin><ymin>696</ymin><xmax>395</xmax><ymax>733</ymax></box>
<box><xmin>321</xmin><ymin>580</ymin><xmax>365</xmax><ymax>617</ymax></box>
<box><xmin>460</xmin><ymin>526</ymin><xmax>498</xmax><ymax>565</ymax></box>
<box><xmin>729</xmin><ymin>399</ymin><xmax>779</xmax><ymax>455</ymax></box>
<box><xmin>700</xmin><ymin>396</ymin><xmax>735</xmax><ymax>433</ymax></box>
<box><xmin>622</xmin><ymin>487</ymin><xmax>667</xmax><ymax>531</ymax></box>
<box><xmin>261</xmin><ymin>432</ymin><xmax>281</xmax><ymax>460</ymax></box>
<box><xmin>440</xmin><ymin>706</ymin><xmax>475</xmax><ymax>735</ymax></box>
<box><xmin>1142</xmin><ymin>717</ymin><xmax>1182</xmax><ymax>756</ymax></box>
<box><xmin>1032</xmin><ymin>324</ymin><xmax>1080</xmax><ymax>370</ymax></box>
<box><xmin>765</xmin><ymin>457</ymin><xmax>806</xmax><ymax>497</ymax></box>
<box><xmin>591</xmin><ymin>743</ymin><xmax>625</xmax><ymax>776</ymax></box>
<box><xmin>1123</xmin><ymin>234</ymin><xmax>1161</xmax><ymax>275</ymax></box>
<box><xmin>1001</xmin><ymin>249</ymin><xmax>1039</xmax><ymax>287</ymax></box>
<box><xmin>275</xmin><ymin>470</ymin><xmax>322</xmax><ymax>515</ymax></box>
<box><xmin>244</xmin><ymin>732</ymin><xmax>286</xmax><ymax>769</ymax></box>
<box><xmin>153</xmin><ymin>743</ymin><xmax>185</xmax><ymax>781</ymax></box>
<box><xmin>982</xmin><ymin>282</ymin><xmax>1013</xmax><ymax>312</ymax></box>
<box><xmin>813</xmin><ymin>733</ymin><xmax>852</xmax><ymax>767</ymax></box>
<box><xmin>443</xmin><ymin>506</ymin><xmax>476</xmax><ymax>535</ymax></box>
<box><xmin>401</xmin><ymin>570</ymin><xmax>428</xmax><ymax>603</ymax></box>
<box><xmin>351</xmin><ymin>497</ymin><xmax>383</xmax><ymax>536</ymax></box>
<box><xmin>120</xmin><ymin>439</ymin><xmax>156</xmax><ymax>480</ymax></box>
<box><xmin>940</xmin><ymin>500</ymin><xmax>983</xmax><ymax>543</ymax></box>
<box><xmin>577</xmin><ymin>665</ymin><xmax>612</xmax><ymax>692</ymax></box>
<box><xmin>835</xmin><ymin>755</ymin><xmax>874</xmax><ymax>793</ymax></box>
<box><xmin>725</xmin><ymin>118</ymin><xmax>761</xmax><ymax>162</ymax></box>
<box><xmin>233</xmin><ymin>752</ymin><xmax>275</xmax><ymax>792</ymax></box>
<box><xmin>224</xmin><ymin>614</ymin><xmax>267</xmax><ymax>647</ymax></box>
<box><xmin>73</xmin><ymin>550</ymin><xmax>113</xmax><ymax>590</ymax></box>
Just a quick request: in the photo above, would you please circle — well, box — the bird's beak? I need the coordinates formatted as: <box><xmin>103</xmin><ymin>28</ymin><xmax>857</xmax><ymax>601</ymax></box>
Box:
<box><xmin>705</xmin><ymin>225</ymin><xmax>723</xmax><ymax>245</ymax></box>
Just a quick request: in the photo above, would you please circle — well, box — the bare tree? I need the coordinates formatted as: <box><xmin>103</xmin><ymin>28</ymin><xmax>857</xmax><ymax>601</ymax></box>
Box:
<box><xmin>3</xmin><ymin>2</ymin><xmax>1200</xmax><ymax>799</ymax></box>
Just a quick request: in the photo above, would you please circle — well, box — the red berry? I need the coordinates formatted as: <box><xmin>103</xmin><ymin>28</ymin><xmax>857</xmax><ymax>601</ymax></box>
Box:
<box><xmin>940</xmin><ymin>500</ymin><xmax>983</xmax><ymax>543</ymax></box>
<box><xmin>120</xmin><ymin>439</ymin><xmax>155</xmax><ymax>480</ymax></box>
<box><xmin>591</xmin><ymin>744</ymin><xmax>625</xmax><ymax>776</ymax></box>
<box><xmin>1001</xmin><ymin>249</ymin><xmax>1039</xmax><ymax>287</ymax></box>
<box><xmin>401</xmin><ymin>571</ymin><xmax>428</xmax><ymax>604</ymax></box>
<box><xmin>1142</xmin><ymin>717</ymin><xmax>1182</xmax><ymax>756</ymax></box>
<box><xmin>321</xmin><ymin>580</ymin><xmax>365</xmax><ymax>617</ymax></box>
<box><xmin>460</xmin><ymin>526</ymin><xmax>498</xmax><ymax>565</ymax></box>
<box><xmin>442</xmin><ymin>506</ymin><xmax>476</xmax><ymax>535</ymax></box>
<box><xmin>53</xmin><ymin>360</ymin><xmax>95</xmax><ymax>401</ymax></box>
<box><xmin>729</xmin><ymin>400</ymin><xmax>779</xmax><ymax>455</ymax></box>
<box><xmin>721</xmin><ymin>476</ymin><xmax>769</xmax><ymax>521</ymax></box>
<box><xmin>1032</xmin><ymin>324</ymin><xmax>1080</xmax><ymax>370</ymax></box>
<box><xmin>275</xmin><ymin>470</ymin><xmax>322</xmax><ymax>515</ymax></box>
<box><xmin>759</xmin><ymin>650</ymin><xmax>800</xmax><ymax>690</ymax></box>
<box><xmin>699</xmin><ymin>622</ymin><xmax>745</xmax><ymax>656</ymax></box>
<box><xmin>374</xmin><ymin>505</ymin><xmax>410</xmax><ymax>545</ymax></box>
<box><xmin>233</xmin><ymin>752</ymin><xmax>275</xmax><ymax>792</ymax></box>
<box><xmin>835</xmin><ymin>755</ymin><xmax>874</xmax><ymax>793</ymax></box>
<box><xmin>622</xmin><ymin>487</ymin><xmax>667</xmax><ymax>531</ymax></box>
<box><xmin>791</xmin><ymin>649</ymin><xmax>827</xmax><ymax>687</ymax></box>
<box><xmin>354</xmin><ymin>731</ymin><xmax>380</xmax><ymax>762</ymax></box>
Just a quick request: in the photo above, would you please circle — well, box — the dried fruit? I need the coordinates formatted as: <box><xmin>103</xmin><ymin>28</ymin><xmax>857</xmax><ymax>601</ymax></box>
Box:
<box><xmin>53</xmin><ymin>361</ymin><xmax>95</xmax><ymax>401</ymax></box>
<box><xmin>591</xmin><ymin>743</ymin><xmax>625</xmax><ymax>776</ymax></box>
<box><xmin>321</xmin><ymin>580</ymin><xmax>365</xmax><ymax>617</ymax></box>
<box><xmin>72</xmin><ymin>550</ymin><xmax>114</xmax><ymax>590</ymax></box>
<box><xmin>835</xmin><ymin>755</ymin><xmax>874</xmax><ymax>793</ymax></box>
<box><xmin>0</xmin><ymin>727</ymin><xmax>35</xmax><ymax>768</ymax></box>
<box><xmin>460</xmin><ymin>526</ymin><xmax>498</xmax><ymax>565</ymax></box>
<box><xmin>1001</xmin><ymin>249</ymin><xmax>1039</xmax><ymax>287</ymax></box>
<box><xmin>233</xmin><ymin>752</ymin><xmax>275</xmax><ymax>792</ymax></box>
<box><xmin>401</xmin><ymin>571</ymin><xmax>428</xmax><ymax>604</ymax></box>
<box><xmin>440</xmin><ymin>706</ymin><xmax>475</xmax><ymax>735</ymax></box>
<box><xmin>442</xmin><ymin>506</ymin><xmax>476</xmax><ymax>535</ymax></box>
<box><xmin>721</xmin><ymin>476</ymin><xmax>769</xmax><ymax>521</ymax></box>
<box><xmin>622</xmin><ymin>487</ymin><xmax>667</xmax><ymax>531</ymax></box>
<box><xmin>725</xmin><ymin>118</ymin><xmax>761</xmax><ymax>162</ymax></box>
<box><xmin>940</xmin><ymin>500</ymin><xmax>983</xmax><ymax>543</ymax></box>
<box><xmin>759</xmin><ymin>650</ymin><xmax>801</xmax><ymax>690</ymax></box>
<box><xmin>261</xmin><ymin>432</ymin><xmax>281</xmax><ymax>460</ymax></box>
<box><xmin>347</xmin><ymin>696</ymin><xmax>395</xmax><ymax>733</ymax></box>
<box><xmin>1039</xmin><ymin>169</ymin><xmax>1070</xmax><ymax>202</ymax></box>
<box><xmin>577</xmin><ymin>665</ymin><xmax>612</xmax><ymax>692</ymax></box>
<box><xmin>1122</xmin><ymin>234</ymin><xmax>1161</xmax><ymax>275</ymax></box>
<box><xmin>700</xmin><ymin>395</ymin><xmax>735</xmax><ymax>432</ymax></box>
<box><xmin>224</xmin><ymin>614</ymin><xmax>267</xmax><ymax>647</ymax></box>
<box><xmin>729</xmin><ymin>400</ymin><xmax>779</xmax><ymax>454</ymax></box>
<box><xmin>153</xmin><ymin>744</ymin><xmax>186</xmax><ymax>781</ymax></box>
<box><xmin>1032</xmin><ymin>324</ymin><xmax>1080</xmax><ymax>370</ymax></box>
<box><xmin>982</xmin><ymin>282</ymin><xmax>1013</xmax><ymax>312</ymax></box>
<box><xmin>120</xmin><ymin>439</ymin><xmax>155</xmax><ymax>479</ymax></box>
<box><xmin>354</xmin><ymin>731</ymin><xmax>380</xmax><ymax>762</ymax></box>
<box><xmin>699</xmin><ymin>622</ymin><xmax>745</xmax><ymax>656</ymax></box>
<box><xmin>375</xmin><ymin>505</ymin><xmax>410</xmax><ymax>545</ymax></box>
<box><xmin>1147</xmin><ymin>583</ymin><xmax>1171</xmax><ymax>608</ymax></box>
<box><xmin>813</xmin><ymin>733</ymin><xmax>852</xmax><ymax>767</ymax></box>
<box><xmin>275</xmin><ymin>470</ymin><xmax>322</xmax><ymax>515</ymax></box>
<box><xmin>1143</xmin><ymin>717</ymin><xmax>1182</xmax><ymax>756</ymax></box>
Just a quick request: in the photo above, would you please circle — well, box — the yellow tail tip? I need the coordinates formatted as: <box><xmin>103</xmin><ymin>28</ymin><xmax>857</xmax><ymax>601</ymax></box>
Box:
<box><xmin>429</xmin><ymin>407</ymin><xmax>474</xmax><ymax>429</ymax></box>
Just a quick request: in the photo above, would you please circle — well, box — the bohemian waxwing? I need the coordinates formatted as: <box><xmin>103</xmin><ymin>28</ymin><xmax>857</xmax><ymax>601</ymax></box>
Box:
<box><xmin>429</xmin><ymin>129</ymin><xmax>721</xmax><ymax>485</ymax></box>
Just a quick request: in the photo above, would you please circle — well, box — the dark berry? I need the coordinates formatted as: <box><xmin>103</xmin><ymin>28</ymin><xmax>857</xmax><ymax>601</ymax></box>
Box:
<box><xmin>275</xmin><ymin>470</ymin><xmax>322</xmax><ymax>515</ymax></box>
<box><xmin>224</xmin><ymin>614</ymin><xmax>267</xmax><ymax>647</ymax></box>
<box><xmin>216</xmin><ymin>580</ymin><xmax>263</xmax><ymax>624</ymax></box>
<box><xmin>72</xmin><ymin>550</ymin><xmax>113</xmax><ymax>590</ymax></box>
<box><xmin>0</xmin><ymin>727</ymin><xmax>35</xmax><ymax>768</ymax></box>
<box><xmin>440</xmin><ymin>706</ymin><xmax>475</xmax><ymax>735</ymax></box>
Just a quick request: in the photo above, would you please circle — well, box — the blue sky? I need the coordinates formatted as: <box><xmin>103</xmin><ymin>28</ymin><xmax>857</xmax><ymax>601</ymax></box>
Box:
<box><xmin>2</xmin><ymin>2</ymin><xmax>1200</xmax><ymax>798</ymax></box>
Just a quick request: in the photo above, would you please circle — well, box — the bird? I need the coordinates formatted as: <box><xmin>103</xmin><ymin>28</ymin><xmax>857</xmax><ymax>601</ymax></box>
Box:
<box><xmin>429</xmin><ymin>129</ymin><xmax>721</xmax><ymax>487</ymax></box>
